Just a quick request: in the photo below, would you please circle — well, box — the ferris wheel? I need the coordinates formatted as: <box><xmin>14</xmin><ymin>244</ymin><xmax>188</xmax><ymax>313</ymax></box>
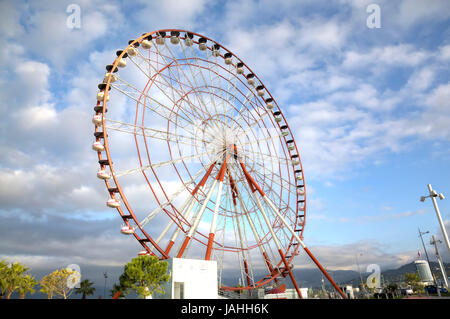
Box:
<box><xmin>92</xmin><ymin>29</ymin><xmax>346</xmax><ymax>299</ymax></box>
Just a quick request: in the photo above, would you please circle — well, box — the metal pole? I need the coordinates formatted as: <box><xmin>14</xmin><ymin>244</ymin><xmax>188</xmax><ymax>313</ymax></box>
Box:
<box><xmin>103</xmin><ymin>271</ymin><xmax>108</xmax><ymax>299</ymax></box>
<box><xmin>427</xmin><ymin>184</ymin><xmax>450</xmax><ymax>255</ymax></box>
<box><xmin>431</xmin><ymin>235</ymin><xmax>449</xmax><ymax>289</ymax></box>
<box><xmin>418</xmin><ymin>228</ymin><xmax>439</xmax><ymax>295</ymax></box>
<box><xmin>418</xmin><ymin>228</ymin><xmax>431</xmax><ymax>264</ymax></box>
<box><xmin>355</xmin><ymin>253</ymin><xmax>369</xmax><ymax>299</ymax></box>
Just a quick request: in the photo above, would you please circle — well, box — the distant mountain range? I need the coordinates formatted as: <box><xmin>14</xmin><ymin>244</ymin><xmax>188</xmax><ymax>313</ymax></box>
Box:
<box><xmin>293</xmin><ymin>261</ymin><xmax>450</xmax><ymax>289</ymax></box>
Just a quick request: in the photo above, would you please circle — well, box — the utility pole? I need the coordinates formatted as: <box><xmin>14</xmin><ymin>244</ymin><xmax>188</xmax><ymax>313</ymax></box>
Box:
<box><xmin>430</xmin><ymin>235</ymin><xmax>449</xmax><ymax>289</ymax></box>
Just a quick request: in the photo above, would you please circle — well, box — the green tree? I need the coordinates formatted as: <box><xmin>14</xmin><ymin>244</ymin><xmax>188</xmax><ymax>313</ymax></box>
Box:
<box><xmin>17</xmin><ymin>274</ymin><xmax>38</xmax><ymax>299</ymax></box>
<box><xmin>39</xmin><ymin>274</ymin><xmax>55</xmax><ymax>299</ymax></box>
<box><xmin>404</xmin><ymin>272</ymin><xmax>423</xmax><ymax>293</ymax></box>
<box><xmin>75</xmin><ymin>279</ymin><xmax>96</xmax><ymax>299</ymax></box>
<box><xmin>1</xmin><ymin>261</ymin><xmax>30</xmax><ymax>299</ymax></box>
<box><xmin>119</xmin><ymin>255</ymin><xmax>170</xmax><ymax>299</ymax></box>
<box><xmin>40</xmin><ymin>268</ymin><xmax>79</xmax><ymax>299</ymax></box>
<box><xmin>0</xmin><ymin>260</ymin><xmax>8</xmax><ymax>299</ymax></box>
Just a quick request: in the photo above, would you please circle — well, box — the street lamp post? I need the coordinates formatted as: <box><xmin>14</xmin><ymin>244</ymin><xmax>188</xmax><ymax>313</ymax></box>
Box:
<box><xmin>418</xmin><ymin>228</ymin><xmax>431</xmax><ymax>264</ymax></box>
<box><xmin>420</xmin><ymin>184</ymin><xmax>450</xmax><ymax>256</ymax></box>
<box><xmin>103</xmin><ymin>271</ymin><xmax>108</xmax><ymax>299</ymax></box>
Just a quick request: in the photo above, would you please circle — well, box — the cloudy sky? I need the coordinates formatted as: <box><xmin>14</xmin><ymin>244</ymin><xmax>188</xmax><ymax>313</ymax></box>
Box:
<box><xmin>0</xmin><ymin>0</ymin><xmax>449</xmax><ymax>293</ymax></box>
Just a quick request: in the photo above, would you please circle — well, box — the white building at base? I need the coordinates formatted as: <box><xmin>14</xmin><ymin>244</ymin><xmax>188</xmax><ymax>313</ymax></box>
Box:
<box><xmin>153</xmin><ymin>258</ymin><xmax>218</xmax><ymax>299</ymax></box>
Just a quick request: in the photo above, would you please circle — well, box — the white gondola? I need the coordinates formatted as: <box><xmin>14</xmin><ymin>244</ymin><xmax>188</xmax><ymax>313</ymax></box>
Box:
<box><xmin>247</xmin><ymin>74</ymin><xmax>255</xmax><ymax>86</ymax></box>
<box><xmin>92</xmin><ymin>114</ymin><xmax>103</xmax><ymax>126</ymax></box>
<box><xmin>104</xmin><ymin>72</ymin><xmax>117</xmax><ymax>83</ymax></box>
<box><xmin>198</xmin><ymin>38</ymin><xmax>207</xmax><ymax>51</ymax></box>
<box><xmin>212</xmin><ymin>44</ymin><xmax>220</xmax><ymax>57</ymax></box>
<box><xmin>236</xmin><ymin>62</ymin><xmax>244</xmax><ymax>74</ymax></box>
<box><xmin>120</xmin><ymin>225</ymin><xmax>134</xmax><ymax>235</ymax></box>
<box><xmin>265</xmin><ymin>98</ymin><xmax>274</xmax><ymax>109</ymax></box>
<box><xmin>141</xmin><ymin>39</ymin><xmax>152</xmax><ymax>49</ymax></box>
<box><xmin>185</xmin><ymin>37</ymin><xmax>193</xmax><ymax>47</ymax></box>
<box><xmin>297</xmin><ymin>189</ymin><xmax>305</xmax><ymax>196</ymax></box>
<box><xmin>273</xmin><ymin>111</ymin><xmax>282</xmax><ymax>122</ymax></box>
<box><xmin>156</xmin><ymin>32</ymin><xmax>166</xmax><ymax>45</ymax></box>
<box><xmin>96</xmin><ymin>91</ymin><xmax>109</xmax><ymax>102</ymax></box>
<box><xmin>127</xmin><ymin>46</ymin><xmax>138</xmax><ymax>56</ymax></box>
<box><xmin>256</xmin><ymin>85</ymin><xmax>265</xmax><ymax>97</ymax></box>
<box><xmin>97</xmin><ymin>169</ymin><xmax>111</xmax><ymax>180</ymax></box>
<box><xmin>107</xmin><ymin>198</ymin><xmax>120</xmax><ymax>208</ymax></box>
<box><xmin>184</xmin><ymin>32</ymin><xmax>194</xmax><ymax>47</ymax></box>
<box><xmin>170</xmin><ymin>31</ymin><xmax>180</xmax><ymax>45</ymax></box>
<box><xmin>224</xmin><ymin>53</ymin><xmax>232</xmax><ymax>65</ymax></box>
<box><xmin>92</xmin><ymin>141</ymin><xmax>105</xmax><ymax>152</ymax></box>
<box><xmin>117</xmin><ymin>57</ymin><xmax>127</xmax><ymax>68</ymax></box>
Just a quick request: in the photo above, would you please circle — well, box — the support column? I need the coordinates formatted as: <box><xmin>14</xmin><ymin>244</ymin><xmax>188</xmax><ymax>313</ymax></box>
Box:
<box><xmin>205</xmin><ymin>154</ymin><xmax>231</xmax><ymax>260</ymax></box>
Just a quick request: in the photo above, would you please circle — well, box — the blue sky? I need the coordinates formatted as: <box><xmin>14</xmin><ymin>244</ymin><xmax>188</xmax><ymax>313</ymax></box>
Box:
<box><xmin>0</xmin><ymin>0</ymin><xmax>449</xmax><ymax>290</ymax></box>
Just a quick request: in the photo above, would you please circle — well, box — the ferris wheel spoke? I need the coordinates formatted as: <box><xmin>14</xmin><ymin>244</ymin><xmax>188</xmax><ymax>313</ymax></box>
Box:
<box><xmin>131</xmin><ymin>52</ymin><xmax>210</xmax><ymax>124</ymax></box>
<box><xmin>229</xmin><ymin>166</ymin><xmax>280</xmax><ymax>278</ymax></box>
<box><xmin>162</xmin><ymin>44</ymin><xmax>217</xmax><ymax>121</ymax></box>
<box><xmin>248</xmin><ymin>164</ymin><xmax>297</xmax><ymax>198</ymax></box>
<box><xmin>151</xmin><ymin>42</ymin><xmax>222</xmax><ymax>131</ymax></box>
<box><xmin>232</xmin><ymin>192</ymin><xmax>253</xmax><ymax>287</ymax></box>
<box><xmin>184</xmin><ymin>44</ymin><xmax>224</xmax><ymax>128</ymax></box>
<box><xmin>238</xmin><ymin>148</ymin><xmax>294</xmax><ymax>166</ymax></box>
<box><xmin>113</xmin><ymin>150</ymin><xmax>210</xmax><ymax>179</ymax></box>
<box><xmin>111</xmin><ymin>77</ymin><xmax>196</xmax><ymax>130</ymax></box>
<box><xmin>139</xmin><ymin>163</ymin><xmax>210</xmax><ymax>227</ymax></box>
<box><xmin>104</xmin><ymin>118</ymin><xmax>206</xmax><ymax>148</ymax></box>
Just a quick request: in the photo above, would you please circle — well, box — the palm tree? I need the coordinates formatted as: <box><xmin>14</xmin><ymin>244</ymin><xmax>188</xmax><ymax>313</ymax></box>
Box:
<box><xmin>17</xmin><ymin>274</ymin><xmax>37</xmax><ymax>299</ymax></box>
<box><xmin>4</xmin><ymin>262</ymin><xmax>29</xmax><ymax>299</ymax></box>
<box><xmin>75</xmin><ymin>279</ymin><xmax>96</xmax><ymax>299</ymax></box>
<box><xmin>0</xmin><ymin>260</ymin><xmax>8</xmax><ymax>299</ymax></box>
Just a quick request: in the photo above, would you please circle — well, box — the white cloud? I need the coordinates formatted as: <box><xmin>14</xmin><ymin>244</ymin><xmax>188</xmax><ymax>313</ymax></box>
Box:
<box><xmin>396</xmin><ymin>0</ymin><xmax>450</xmax><ymax>28</ymax></box>
<box><xmin>14</xmin><ymin>1</ymin><xmax>124</xmax><ymax>68</ymax></box>
<box><xmin>134</xmin><ymin>0</ymin><xmax>209</xmax><ymax>30</ymax></box>
<box><xmin>343</xmin><ymin>44</ymin><xmax>430</xmax><ymax>70</ymax></box>
<box><xmin>297</xmin><ymin>17</ymin><xmax>349</xmax><ymax>49</ymax></box>
<box><xmin>294</xmin><ymin>240</ymin><xmax>418</xmax><ymax>270</ymax></box>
